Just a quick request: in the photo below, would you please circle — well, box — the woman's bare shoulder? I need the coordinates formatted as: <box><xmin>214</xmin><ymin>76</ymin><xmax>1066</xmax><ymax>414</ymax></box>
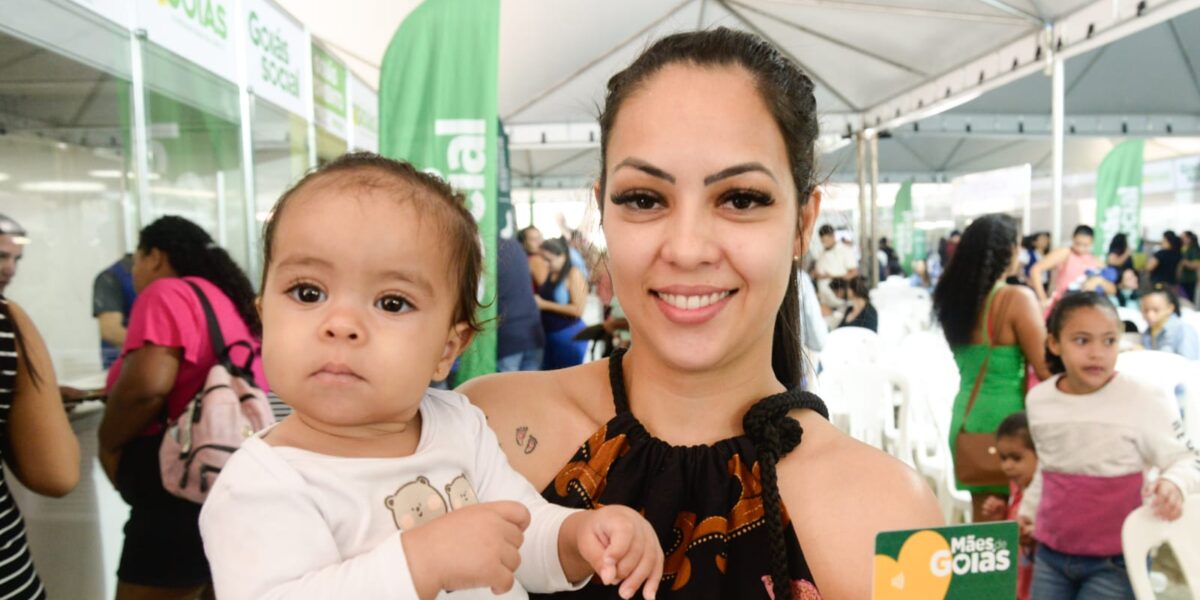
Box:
<box><xmin>458</xmin><ymin>361</ymin><xmax>613</xmax><ymax>487</ymax></box>
<box><xmin>780</xmin><ymin>412</ymin><xmax>943</xmax><ymax>597</ymax></box>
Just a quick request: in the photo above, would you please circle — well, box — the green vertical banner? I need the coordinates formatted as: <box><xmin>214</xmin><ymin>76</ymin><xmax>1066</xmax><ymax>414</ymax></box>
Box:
<box><xmin>1094</xmin><ymin>140</ymin><xmax>1144</xmax><ymax>255</ymax></box>
<box><xmin>379</xmin><ymin>0</ymin><xmax>499</xmax><ymax>382</ymax></box>
<box><xmin>892</xmin><ymin>180</ymin><xmax>916</xmax><ymax>273</ymax></box>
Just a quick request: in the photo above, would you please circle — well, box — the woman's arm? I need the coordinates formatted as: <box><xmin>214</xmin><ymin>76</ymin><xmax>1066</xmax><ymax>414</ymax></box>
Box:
<box><xmin>5</xmin><ymin>302</ymin><xmax>80</xmax><ymax>497</ymax></box>
<box><xmin>1145</xmin><ymin>255</ymin><xmax>1160</xmax><ymax>275</ymax></box>
<box><xmin>1028</xmin><ymin>247</ymin><xmax>1069</xmax><ymax>304</ymax></box>
<box><xmin>97</xmin><ymin>344</ymin><xmax>181</xmax><ymax>481</ymax></box>
<box><xmin>536</xmin><ymin>270</ymin><xmax>588</xmax><ymax>319</ymax></box>
<box><xmin>783</xmin><ymin>415</ymin><xmax>942</xmax><ymax>599</ymax></box>
<box><xmin>1006</xmin><ymin>287</ymin><xmax>1053</xmax><ymax>380</ymax></box>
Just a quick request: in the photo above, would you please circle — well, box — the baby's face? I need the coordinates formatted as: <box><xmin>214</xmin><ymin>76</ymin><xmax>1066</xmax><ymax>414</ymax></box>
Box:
<box><xmin>260</xmin><ymin>185</ymin><xmax>468</xmax><ymax>429</ymax></box>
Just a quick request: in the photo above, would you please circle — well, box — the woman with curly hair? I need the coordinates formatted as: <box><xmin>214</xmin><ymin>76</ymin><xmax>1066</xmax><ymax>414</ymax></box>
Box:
<box><xmin>99</xmin><ymin>216</ymin><xmax>266</xmax><ymax>599</ymax></box>
<box><xmin>934</xmin><ymin>213</ymin><xmax>1052</xmax><ymax>522</ymax></box>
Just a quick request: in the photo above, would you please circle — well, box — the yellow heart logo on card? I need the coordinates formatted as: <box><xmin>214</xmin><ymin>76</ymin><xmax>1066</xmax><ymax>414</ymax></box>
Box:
<box><xmin>873</xmin><ymin>530</ymin><xmax>953</xmax><ymax>600</ymax></box>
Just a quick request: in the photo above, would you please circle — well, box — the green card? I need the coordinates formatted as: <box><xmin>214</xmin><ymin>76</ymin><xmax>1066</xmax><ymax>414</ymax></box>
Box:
<box><xmin>874</xmin><ymin>521</ymin><xmax>1018</xmax><ymax>599</ymax></box>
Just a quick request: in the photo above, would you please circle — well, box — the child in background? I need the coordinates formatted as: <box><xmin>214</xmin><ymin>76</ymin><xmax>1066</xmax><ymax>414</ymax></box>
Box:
<box><xmin>199</xmin><ymin>154</ymin><xmax>663</xmax><ymax>600</ymax></box>
<box><xmin>982</xmin><ymin>412</ymin><xmax>1038</xmax><ymax>600</ymax></box>
<box><xmin>1141</xmin><ymin>285</ymin><xmax>1200</xmax><ymax>359</ymax></box>
<box><xmin>1019</xmin><ymin>292</ymin><xmax>1200</xmax><ymax>599</ymax></box>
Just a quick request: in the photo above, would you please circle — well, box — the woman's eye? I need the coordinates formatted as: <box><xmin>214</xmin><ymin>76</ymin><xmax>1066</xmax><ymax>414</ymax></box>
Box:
<box><xmin>611</xmin><ymin>191</ymin><xmax>663</xmax><ymax>211</ymax></box>
<box><xmin>722</xmin><ymin>190</ymin><xmax>772</xmax><ymax>210</ymax></box>
<box><xmin>287</xmin><ymin>284</ymin><xmax>325</xmax><ymax>304</ymax></box>
<box><xmin>377</xmin><ymin>295</ymin><xmax>411</xmax><ymax>313</ymax></box>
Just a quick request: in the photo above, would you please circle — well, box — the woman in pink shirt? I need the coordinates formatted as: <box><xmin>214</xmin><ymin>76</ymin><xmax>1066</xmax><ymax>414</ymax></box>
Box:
<box><xmin>99</xmin><ymin>216</ymin><xmax>266</xmax><ymax>600</ymax></box>
<box><xmin>1029</xmin><ymin>225</ymin><xmax>1101</xmax><ymax>315</ymax></box>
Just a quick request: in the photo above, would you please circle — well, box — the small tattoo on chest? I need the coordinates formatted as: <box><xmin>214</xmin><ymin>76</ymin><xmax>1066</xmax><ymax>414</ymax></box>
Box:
<box><xmin>516</xmin><ymin>426</ymin><xmax>538</xmax><ymax>454</ymax></box>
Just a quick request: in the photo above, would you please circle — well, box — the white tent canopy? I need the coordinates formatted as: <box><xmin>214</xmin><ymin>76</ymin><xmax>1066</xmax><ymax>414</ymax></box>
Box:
<box><xmin>277</xmin><ymin>0</ymin><xmax>1200</xmax><ymax>186</ymax></box>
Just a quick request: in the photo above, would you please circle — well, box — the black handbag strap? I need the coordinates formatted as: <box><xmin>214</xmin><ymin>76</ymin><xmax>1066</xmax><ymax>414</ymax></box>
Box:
<box><xmin>184</xmin><ymin>280</ymin><xmax>226</xmax><ymax>359</ymax></box>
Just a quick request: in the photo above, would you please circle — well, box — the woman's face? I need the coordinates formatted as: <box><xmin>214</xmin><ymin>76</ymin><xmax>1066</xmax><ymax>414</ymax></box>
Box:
<box><xmin>131</xmin><ymin>248</ymin><xmax>168</xmax><ymax>293</ymax></box>
<box><xmin>1036</xmin><ymin>234</ymin><xmax>1050</xmax><ymax>253</ymax></box>
<box><xmin>542</xmin><ymin>250</ymin><xmax>567</xmax><ymax>273</ymax></box>
<box><xmin>600</xmin><ymin>64</ymin><xmax>813</xmax><ymax>371</ymax></box>
<box><xmin>1120</xmin><ymin>269</ymin><xmax>1139</xmax><ymax>290</ymax></box>
<box><xmin>1071</xmin><ymin>234</ymin><xmax>1093</xmax><ymax>256</ymax></box>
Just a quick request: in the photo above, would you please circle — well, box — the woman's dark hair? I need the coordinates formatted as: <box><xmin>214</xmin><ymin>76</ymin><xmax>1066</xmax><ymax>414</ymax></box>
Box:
<box><xmin>1044</xmin><ymin>292</ymin><xmax>1119</xmax><ymax>374</ymax></box>
<box><xmin>1021</xmin><ymin>234</ymin><xmax>1037</xmax><ymax>251</ymax></box>
<box><xmin>1163</xmin><ymin>230</ymin><xmax>1181</xmax><ymax>252</ymax></box>
<box><xmin>596</xmin><ymin>28</ymin><xmax>817</xmax><ymax>598</ymax></box>
<box><xmin>1144</xmin><ymin>284</ymin><xmax>1181</xmax><ymax>317</ymax></box>
<box><xmin>138</xmin><ymin>216</ymin><xmax>261</xmax><ymax>337</ymax></box>
<box><xmin>516</xmin><ymin>226</ymin><xmax>539</xmax><ymax>247</ymax></box>
<box><xmin>933</xmin><ymin>214</ymin><xmax>1019</xmax><ymax>347</ymax></box>
<box><xmin>540</xmin><ymin>237</ymin><xmax>574</xmax><ymax>288</ymax></box>
<box><xmin>1073</xmin><ymin>224</ymin><xmax>1094</xmax><ymax>239</ymax></box>
<box><xmin>1107</xmin><ymin>233</ymin><xmax>1128</xmax><ymax>257</ymax></box>
<box><xmin>839</xmin><ymin>275</ymin><xmax>870</xmax><ymax>300</ymax></box>
<box><xmin>1184</xmin><ymin>231</ymin><xmax>1198</xmax><ymax>248</ymax></box>
<box><xmin>261</xmin><ymin>152</ymin><xmax>483</xmax><ymax>334</ymax></box>
<box><xmin>996</xmin><ymin>411</ymin><xmax>1034</xmax><ymax>452</ymax></box>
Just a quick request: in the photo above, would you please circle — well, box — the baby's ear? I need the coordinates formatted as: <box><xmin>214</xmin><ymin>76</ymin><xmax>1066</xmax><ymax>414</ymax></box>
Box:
<box><xmin>433</xmin><ymin>322</ymin><xmax>474</xmax><ymax>381</ymax></box>
<box><xmin>385</xmin><ymin>496</ymin><xmax>394</xmax><ymax>509</ymax></box>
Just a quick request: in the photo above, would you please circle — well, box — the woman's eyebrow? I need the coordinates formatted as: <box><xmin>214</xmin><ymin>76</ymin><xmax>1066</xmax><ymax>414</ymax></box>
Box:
<box><xmin>704</xmin><ymin>162</ymin><xmax>776</xmax><ymax>185</ymax></box>
<box><xmin>613</xmin><ymin>157</ymin><xmax>675</xmax><ymax>183</ymax></box>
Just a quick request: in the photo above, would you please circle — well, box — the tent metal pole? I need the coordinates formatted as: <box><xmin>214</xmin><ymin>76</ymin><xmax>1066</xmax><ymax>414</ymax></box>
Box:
<box><xmin>1051</xmin><ymin>55</ymin><xmax>1065</xmax><ymax>249</ymax></box>
<box><xmin>856</xmin><ymin>133</ymin><xmax>868</xmax><ymax>277</ymax></box>
<box><xmin>869</xmin><ymin>131</ymin><xmax>880</xmax><ymax>287</ymax></box>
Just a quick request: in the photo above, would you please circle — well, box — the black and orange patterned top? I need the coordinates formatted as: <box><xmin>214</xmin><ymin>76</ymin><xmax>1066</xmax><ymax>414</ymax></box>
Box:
<box><xmin>534</xmin><ymin>349</ymin><xmax>829</xmax><ymax>600</ymax></box>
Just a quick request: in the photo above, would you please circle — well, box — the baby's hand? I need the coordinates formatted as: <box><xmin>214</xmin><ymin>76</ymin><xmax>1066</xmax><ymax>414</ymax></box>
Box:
<box><xmin>980</xmin><ymin>496</ymin><xmax>1007</xmax><ymax>521</ymax></box>
<box><xmin>1145</xmin><ymin>479</ymin><xmax>1184</xmax><ymax>521</ymax></box>
<box><xmin>565</xmin><ymin>505</ymin><xmax>663</xmax><ymax>599</ymax></box>
<box><xmin>402</xmin><ymin>501</ymin><xmax>530</xmax><ymax>600</ymax></box>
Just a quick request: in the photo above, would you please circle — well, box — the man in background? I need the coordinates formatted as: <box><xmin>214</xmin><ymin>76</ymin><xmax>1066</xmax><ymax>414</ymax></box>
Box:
<box><xmin>92</xmin><ymin>254</ymin><xmax>136</xmax><ymax>369</ymax></box>
<box><xmin>812</xmin><ymin>224</ymin><xmax>859</xmax><ymax>313</ymax></box>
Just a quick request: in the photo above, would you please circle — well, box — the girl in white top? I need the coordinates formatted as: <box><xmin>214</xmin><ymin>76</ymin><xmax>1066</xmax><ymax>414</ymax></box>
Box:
<box><xmin>199</xmin><ymin>154</ymin><xmax>662</xmax><ymax>600</ymax></box>
<box><xmin>1019</xmin><ymin>292</ymin><xmax>1200</xmax><ymax>599</ymax></box>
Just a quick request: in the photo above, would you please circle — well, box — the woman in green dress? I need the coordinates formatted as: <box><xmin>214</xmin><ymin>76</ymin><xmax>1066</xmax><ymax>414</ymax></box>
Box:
<box><xmin>933</xmin><ymin>214</ymin><xmax>1052</xmax><ymax>522</ymax></box>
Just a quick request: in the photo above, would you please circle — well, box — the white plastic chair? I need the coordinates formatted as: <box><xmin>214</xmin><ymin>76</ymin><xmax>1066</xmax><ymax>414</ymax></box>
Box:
<box><xmin>887</xmin><ymin>330</ymin><xmax>971</xmax><ymax>522</ymax></box>
<box><xmin>820</xmin><ymin>327</ymin><xmax>882</xmax><ymax>372</ymax></box>
<box><xmin>1182</xmin><ymin>310</ymin><xmax>1200</xmax><ymax>340</ymax></box>
<box><xmin>1117</xmin><ymin>306</ymin><xmax>1147</xmax><ymax>333</ymax></box>
<box><xmin>819</xmin><ymin>364</ymin><xmax>908</xmax><ymax>451</ymax></box>
<box><xmin>1122</xmin><ymin>495</ymin><xmax>1200</xmax><ymax>599</ymax></box>
<box><xmin>1116</xmin><ymin>351</ymin><xmax>1200</xmax><ymax>436</ymax></box>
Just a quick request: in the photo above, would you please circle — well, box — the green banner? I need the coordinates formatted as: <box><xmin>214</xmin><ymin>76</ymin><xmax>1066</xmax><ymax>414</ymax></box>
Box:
<box><xmin>875</xmin><ymin>521</ymin><xmax>1019</xmax><ymax>599</ymax></box>
<box><xmin>379</xmin><ymin>0</ymin><xmax>499</xmax><ymax>383</ymax></box>
<box><xmin>1094</xmin><ymin>139</ymin><xmax>1144</xmax><ymax>256</ymax></box>
<box><xmin>892</xmin><ymin>180</ymin><xmax>916</xmax><ymax>273</ymax></box>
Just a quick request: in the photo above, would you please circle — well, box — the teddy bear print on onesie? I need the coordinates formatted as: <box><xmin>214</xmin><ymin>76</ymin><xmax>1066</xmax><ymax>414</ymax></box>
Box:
<box><xmin>385</xmin><ymin>474</ymin><xmax>481</xmax><ymax>531</ymax></box>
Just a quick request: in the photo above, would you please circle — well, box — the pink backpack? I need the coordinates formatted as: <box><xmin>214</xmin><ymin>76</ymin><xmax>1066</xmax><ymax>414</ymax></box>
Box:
<box><xmin>159</xmin><ymin>281</ymin><xmax>275</xmax><ymax>504</ymax></box>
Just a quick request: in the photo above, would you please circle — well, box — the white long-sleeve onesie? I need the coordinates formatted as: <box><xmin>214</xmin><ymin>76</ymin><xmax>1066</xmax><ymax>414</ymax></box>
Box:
<box><xmin>199</xmin><ymin>388</ymin><xmax>585</xmax><ymax>599</ymax></box>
